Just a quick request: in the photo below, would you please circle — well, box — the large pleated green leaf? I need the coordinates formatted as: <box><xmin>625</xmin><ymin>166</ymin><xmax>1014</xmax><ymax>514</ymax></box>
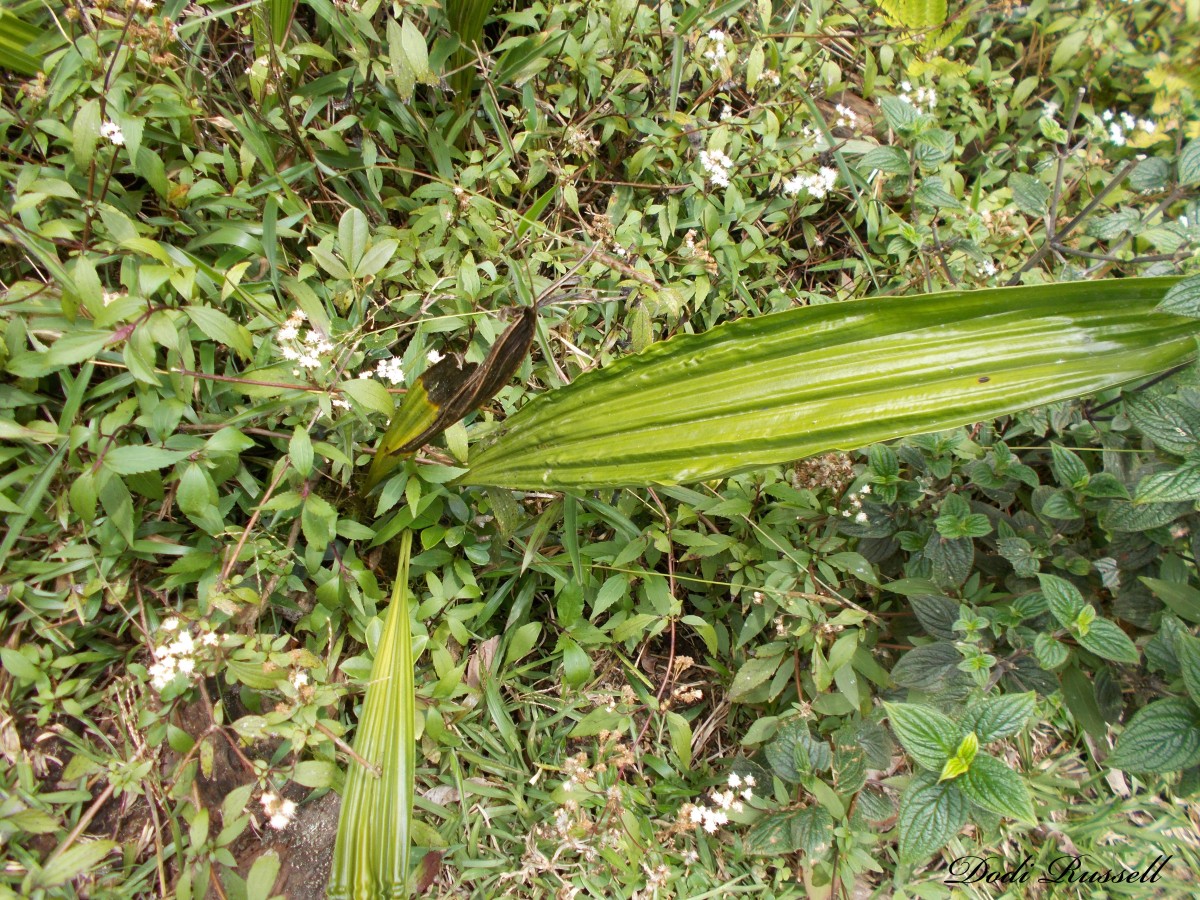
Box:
<box><xmin>329</xmin><ymin>530</ymin><xmax>415</xmax><ymax>900</ymax></box>
<box><xmin>461</xmin><ymin>278</ymin><xmax>1199</xmax><ymax>491</ymax></box>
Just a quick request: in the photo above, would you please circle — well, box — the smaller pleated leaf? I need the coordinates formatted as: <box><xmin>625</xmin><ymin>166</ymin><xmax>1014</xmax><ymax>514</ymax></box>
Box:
<box><xmin>329</xmin><ymin>530</ymin><xmax>415</xmax><ymax>899</ymax></box>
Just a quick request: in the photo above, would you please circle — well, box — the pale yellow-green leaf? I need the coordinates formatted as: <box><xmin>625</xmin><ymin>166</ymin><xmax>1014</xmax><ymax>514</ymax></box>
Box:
<box><xmin>462</xmin><ymin>279</ymin><xmax>1199</xmax><ymax>491</ymax></box>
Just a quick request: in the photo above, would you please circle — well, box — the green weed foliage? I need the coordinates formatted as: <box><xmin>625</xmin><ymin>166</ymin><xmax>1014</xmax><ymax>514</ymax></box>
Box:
<box><xmin>1</xmin><ymin>0</ymin><xmax>1200</xmax><ymax>897</ymax></box>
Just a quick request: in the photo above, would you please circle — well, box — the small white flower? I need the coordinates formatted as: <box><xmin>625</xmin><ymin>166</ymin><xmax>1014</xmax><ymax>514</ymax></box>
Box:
<box><xmin>177</xmin><ymin>657</ymin><xmax>196</xmax><ymax>674</ymax></box>
<box><xmin>290</xmin><ymin>670</ymin><xmax>309</xmax><ymax>689</ymax></box>
<box><xmin>855</xmin><ymin>511</ymin><xmax>868</xmax><ymax>523</ymax></box>
<box><xmin>171</xmin><ymin>632</ymin><xmax>195</xmax><ymax>655</ymax></box>
<box><xmin>100</xmin><ymin>120</ymin><xmax>125</xmax><ymax>145</ymax></box>
<box><xmin>860</xmin><ymin>484</ymin><xmax>871</xmax><ymax>495</ymax></box>
<box><xmin>741</xmin><ymin>786</ymin><xmax>753</xmax><ymax>801</ymax></box>
<box><xmin>900</xmin><ymin>80</ymin><xmax>912</xmax><ymax>93</ymax></box>
<box><xmin>201</xmin><ymin>631</ymin><xmax>219</xmax><ymax>647</ymax></box>
<box><xmin>427</xmin><ymin>349</ymin><xmax>445</xmax><ymax>365</ymax></box>
<box><xmin>1102</xmin><ymin>109</ymin><xmax>1114</xmax><ymax>122</ymax></box>
<box><xmin>138</xmin><ymin>0</ymin><xmax>157</xmax><ymax>11</ymax></box>
<box><xmin>743</xmin><ymin>775</ymin><xmax>755</xmax><ymax>787</ymax></box>
<box><xmin>981</xmin><ymin>259</ymin><xmax>998</xmax><ymax>277</ymax></box>
<box><xmin>728</xmin><ymin>772</ymin><xmax>742</xmax><ymax>788</ymax></box>
<box><xmin>162</xmin><ymin>617</ymin><xmax>180</xmax><ymax>631</ymax></box>
<box><xmin>261</xmin><ymin>792</ymin><xmax>297</xmax><ymax>830</ymax></box>
<box><xmin>699</xmin><ymin>149</ymin><xmax>733</xmax><ymax>188</ymax></box>
<box><xmin>1042</xmin><ymin>100</ymin><xmax>1059</xmax><ymax>119</ymax></box>
<box><xmin>277</xmin><ymin>323</ymin><xmax>298</xmax><ymax>342</ymax></box>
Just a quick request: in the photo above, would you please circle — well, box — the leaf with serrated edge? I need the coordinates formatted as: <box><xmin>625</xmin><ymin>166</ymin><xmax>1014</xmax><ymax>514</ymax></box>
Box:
<box><xmin>960</xmin><ymin>693</ymin><xmax>1036</xmax><ymax>743</ymax></box>
<box><xmin>1109</xmin><ymin>698</ymin><xmax>1200</xmax><ymax>773</ymax></box>
<box><xmin>956</xmin><ymin>753</ymin><xmax>1037</xmax><ymax>824</ymax></box>
<box><xmin>898</xmin><ymin>772</ymin><xmax>968</xmax><ymax>864</ymax></box>
<box><xmin>884</xmin><ymin>702</ymin><xmax>962</xmax><ymax>770</ymax></box>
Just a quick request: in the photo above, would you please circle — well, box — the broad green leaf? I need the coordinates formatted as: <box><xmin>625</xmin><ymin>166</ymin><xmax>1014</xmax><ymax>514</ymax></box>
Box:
<box><xmin>103</xmin><ymin>445</ymin><xmax>192</xmax><ymax>475</ymax></box>
<box><xmin>1009</xmin><ymin>172</ymin><xmax>1050</xmax><ymax>216</ymax></box>
<box><xmin>1180</xmin><ymin>139</ymin><xmax>1200</xmax><ymax>186</ymax></box>
<box><xmin>7</xmin><ymin>330</ymin><xmax>112</xmax><ymax>378</ymax></box>
<box><xmin>462</xmin><ymin>279</ymin><xmax>1199</xmax><ymax>490</ymax></box>
<box><xmin>1141</xmin><ymin>577</ymin><xmax>1200</xmax><ymax>623</ymax></box>
<box><xmin>729</xmin><ymin>653</ymin><xmax>784</xmax><ymax>702</ymax></box>
<box><xmin>1</xmin><ymin>647</ymin><xmax>40</xmax><ymax>681</ymax></box>
<box><xmin>1108</xmin><ymin>697</ymin><xmax>1200</xmax><ymax>773</ymax></box>
<box><xmin>1039</xmin><ymin>573</ymin><xmax>1085</xmax><ymax>628</ymax></box>
<box><xmin>247</xmin><ymin>850</ymin><xmax>281</xmax><ymax>900</ymax></box>
<box><xmin>290</xmin><ymin>426</ymin><xmax>314</xmax><ymax>477</ymax></box>
<box><xmin>338</xmin><ymin>207</ymin><xmax>369</xmax><ymax>273</ymax></box>
<box><xmin>960</xmin><ymin>692</ymin><xmax>1036</xmax><ymax>743</ymax></box>
<box><xmin>956</xmin><ymin>752</ymin><xmax>1037</xmax><ymax>824</ymax></box>
<box><xmin>1135</xmin><ymin>463</ymin><xmax>1200</xmax><ymax>503</ymax></box>
<box><xmin>301</xmin><ymin>494</ymin><xmax>337</xmax><ymax>552</ymax></box>
<box><xmin>765</xmin><ymin>721</ymin><xmax>831</xmax><ymax>782</ymax></box>
<box><xmin>1175</xmin><ymin>632</ymin><xmax>1200</xmax><ymax>707</ymax></box>
<box><xmin>339</xmin><ymin>378</ymin><xmax>396</xmax><ymax>417</ymax></box>
<box><xmin>185</xmin><ymin>306</ymin><xmax>254</xmax><ymax>359</ymax></box>
<box><xmin>1059</xmin><ymin>665</ymin><xmax>1107</xmax><ymax>739</ymax></box>
<box><xmin>883</xmin><ymin>701</ymin><xmax>961</xmax><ymax>770</ymax></box>
<box><xmin>665</xmin><ymin>711</ymin><xmax>692</xmax><ymax>770</ymax></box>
<box><xmin>35</xmin><ymin>841</ymin><xmax>118</xmax><ymax>889</ymax></box>
<box><xmin>1076</xmin><ymin>618</ymin><xmax>1140</xmax><ymax>665</ymax></box>
<box><xmin>504</xmin><ymin>622</ymin><xmax>542</xmax><ymax>666</ymax></box>
<box><xmin>897</xmin><ymin>772</ymin><xmax>967</xmax><ymax>864</ymax></box>
<box><xmin>743</xmin><ymin>805</ymin><xmax>834</xmax><ymax>857</ymax></box>
<box><xmin>294</xmin><ymin>760</ymin><xmax>336</xmax><ymax>788</ymax></box>
<box><xmin>891</xmin><ymin>641</ymin><xmax>960</xmax><ymax>692</ymax></box>
<box><xmin>73</xmin><ymin>99</ymin><xmax>101</xmax><ymax>169</ymax></box>
<box><xmin>1158</xmin><ymin>275</ymin><xmax>1200</xmax><ymax>318</ymax></box>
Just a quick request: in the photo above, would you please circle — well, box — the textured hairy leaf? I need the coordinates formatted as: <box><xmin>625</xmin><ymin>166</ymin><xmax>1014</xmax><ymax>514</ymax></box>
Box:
<box><xmin>463</xmin><ymin>279</ymin><xmax>1199</xmax><ymax>491</ymax></box>
<box><xmin>1108</xmin><ymin>698</ymin><xmax>1200</xmax><ymax>773</ymax></box>
<box><xmin>898</xmin><ymin>772</ymin><xmax>967</xmax><ymax>864</ymax></box>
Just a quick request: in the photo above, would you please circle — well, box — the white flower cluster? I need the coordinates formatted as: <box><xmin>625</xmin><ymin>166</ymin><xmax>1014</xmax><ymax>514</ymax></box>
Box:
<box><xmin>757</xmin><ymin>69</ymin><xmax>781</xmax><ymax>89</ymax></box>
<box><xmin>782</xmin><ymin>166</ymin><xmax>838</xmax><ymax>200</ymax></box>
<box><xmin>147</xmin><ymin>617</ymin><xmax>219</xmax><ymax>691</ymax></box>
<box><xmin>138</xmin><ymin>0</ymin><xmax>157</xmax><ymax>11</ymax></box>
<box><xmin>1042</xmin><ymin>100</ymin><xmax>1060</xmax><ymax>120</ymax></box>
<box><xmin>277</xmin><ymin>309</ymin><xmax>334</xmax><ymax>373</ymax></box>
<box><xmin>839</xmin><ymin>482</ymin><xmax>871</xmax><ymax>523</ymax></box>
<box><xmin>686</xmin><ymin>772</ymin><xmax>754</xmax><ymax>833</ymax></box>
<box><xmin>360</xmin><ymin>356</ymin><xmax>405</xmax><ymax>384</ymax></box>
<box><xmin>260</xmin><ymin>791</ymin><xmax>297</xmax><ymax>830</ymax></box>
<box><xmin>833</xmin><ymin>103</ymin><xmax>859</xmax><ymax>130</ymax></box>
<box><xmin>898</xmin><ymin>80</ymin><xmax>937</xmax><ymax>112</ymax></box>
<box><xmin>1100</xmin><ymin>109</ymin><xmax>1155</xmax><ymax>147</ymax></box>
<box><xmin>699</xmin><ymin>149</ymin><xmax>733</xmax><ymax>188</ymax></box>
<box><xmin>100</xmin><ymin>120</ymin><xmax>125</xmax><ymax>146</ymax></box>
<box><xmin>702</xmin><ymin>30</ymin><xmax>727</xmax><ymax>69</ymax></box>
<box><xmin>980</xmin><ymin>258</ymin><xmax>998</xmax><ymax>277</ymax></box>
